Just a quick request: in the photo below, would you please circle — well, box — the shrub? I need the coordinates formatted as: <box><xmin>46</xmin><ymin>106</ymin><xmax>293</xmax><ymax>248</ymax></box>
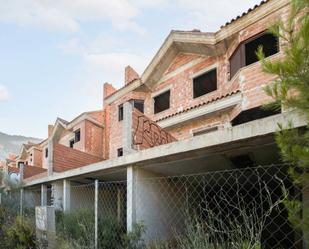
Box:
<box><xmin>56</xmin><ymin>208</ymin><xmax>95</xmax><ymax>248</ymax></box>
<box><xmin>4</xmin><ymin>216</ymin><xmax>36</xmax><ymax>249</ymax></box>
<box><xmin>98</xmin><ymin>216</ymin><xmax>123</xmax><ymax>249</ymax></box>
<box><xmin>122</xmin><ymin>223</ymin><xmax>146</xmax><ymax>249</ymax></box>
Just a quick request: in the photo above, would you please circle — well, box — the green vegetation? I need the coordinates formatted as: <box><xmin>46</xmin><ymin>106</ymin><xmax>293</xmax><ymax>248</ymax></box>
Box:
<box><xmin>4</xmin><ymin>216</ymin><xmax>36</xmax><ymax>249</ymax></box>
<box><xmin>258</xmin><ymin>0</ymin><xmax>309</xmax><ymax>243</ymax></box>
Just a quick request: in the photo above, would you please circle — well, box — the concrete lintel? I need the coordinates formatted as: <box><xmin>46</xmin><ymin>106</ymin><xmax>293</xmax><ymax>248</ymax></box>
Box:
<box><xmin>24</xmin><ymin>110</ymin><xmax>306</xmax><ymax>187</ymax></box>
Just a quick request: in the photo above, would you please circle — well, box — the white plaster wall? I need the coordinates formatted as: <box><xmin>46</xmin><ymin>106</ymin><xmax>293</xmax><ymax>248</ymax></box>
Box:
<box><xmin>134</xmin><ymin>168</ymin><xmax>186</xmax><ymax>242</ymax></box>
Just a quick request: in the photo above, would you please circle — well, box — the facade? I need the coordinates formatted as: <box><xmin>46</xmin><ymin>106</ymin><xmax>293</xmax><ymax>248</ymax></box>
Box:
<box><xmin>3</xmin><ymin>0</ymin><xmax>308</xmax><ymax>248</ymax></box>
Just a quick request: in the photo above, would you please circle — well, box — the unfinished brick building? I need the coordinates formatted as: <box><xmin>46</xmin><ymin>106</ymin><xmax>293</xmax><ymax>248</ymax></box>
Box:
<box><xmin>5</xmin><ymin>0</ymin><xmax>308</xmax><ymax>248</ymax></box>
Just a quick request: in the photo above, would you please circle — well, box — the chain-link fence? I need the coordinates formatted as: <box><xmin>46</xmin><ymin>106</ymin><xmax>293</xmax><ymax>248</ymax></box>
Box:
<box><xmin>1</xmin><ymin>164</ymin><xmax>308</xmax><ymax>249</ymax></box>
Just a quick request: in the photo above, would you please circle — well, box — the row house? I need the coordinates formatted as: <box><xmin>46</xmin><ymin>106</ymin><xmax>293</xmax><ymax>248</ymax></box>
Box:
<box><xmin>12</xmin><ymin>0</ymin><xmax>308</xmax><ymax>247</ymax></box>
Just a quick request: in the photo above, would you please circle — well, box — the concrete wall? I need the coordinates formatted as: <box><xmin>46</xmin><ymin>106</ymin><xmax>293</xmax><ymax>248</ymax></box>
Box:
<box><xmin>131</xmin><ymin>167</ymin><xmax>186</xmax><ymax>242</ymax></box>
<box><xmin>24</xmin><ymin>189</ymin><xmax>41</xmax><ymax>208</ymax></box>
<box><xmin>70</xmin><ymin>184</ymin><xmax>95</xmax><ymax>211</ymax></box>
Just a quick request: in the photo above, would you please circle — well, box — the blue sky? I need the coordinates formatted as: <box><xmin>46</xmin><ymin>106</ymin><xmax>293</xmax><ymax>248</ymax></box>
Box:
<box><xmin>0</xmin><ymin>0</ymin><xmax>261</xmax><ymax>138</ymax></box>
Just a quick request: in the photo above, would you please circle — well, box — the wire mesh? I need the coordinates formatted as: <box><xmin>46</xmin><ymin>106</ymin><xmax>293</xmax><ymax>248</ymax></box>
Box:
<box><xmin>0</xmin><ymin>164</ymin><xmax>308</xmax><ymax>249</ymax></box>
<box><xmin>134</xmin><ymin>164</ymin><xmax>306</xmax><ymax>249</ymax></box>
<box><xmin>97</xmin><ymin>181</ymin><xmax>127</xmax><ymax>249</ymax></box>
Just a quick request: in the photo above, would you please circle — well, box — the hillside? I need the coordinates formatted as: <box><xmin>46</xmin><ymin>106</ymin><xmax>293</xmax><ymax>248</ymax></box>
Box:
<box><xmin>0</xmin><ymin>132</ymin><xmax>41</xmax><ymax>161</ymax></box>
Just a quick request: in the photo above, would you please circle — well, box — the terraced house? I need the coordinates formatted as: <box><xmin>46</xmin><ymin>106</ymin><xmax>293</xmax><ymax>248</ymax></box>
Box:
<box><xmin>5</xmin><ymin>0</ymin><xmax>308</xmax><ymax>248</ymax></box>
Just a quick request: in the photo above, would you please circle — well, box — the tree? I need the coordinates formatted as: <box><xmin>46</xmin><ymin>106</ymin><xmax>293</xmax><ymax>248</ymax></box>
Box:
<box><xmin>258</xmin><ymin>0</ymin><xmax>309</xmax><ymax>244</ymax></box>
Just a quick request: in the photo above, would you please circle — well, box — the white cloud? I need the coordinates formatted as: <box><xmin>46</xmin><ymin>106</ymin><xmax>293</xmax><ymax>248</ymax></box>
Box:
<box><xmin>85</xmin><ymin>52</ymin><xmax>149</xmax><ymax>86</ymax></box>
<box><xmin>176</xmin><ymin>0</ymin><xmax>263</xmax><ymax>31</ymax></box>
<box><xmin>0</xmin><ymin>85</ymin><xmax>9</xmax><ymax>101</ymax></box>
<box><xmin>0</xmin><ymin>0</ymin><xmax>141</xmax><ymax>33</ymax></box>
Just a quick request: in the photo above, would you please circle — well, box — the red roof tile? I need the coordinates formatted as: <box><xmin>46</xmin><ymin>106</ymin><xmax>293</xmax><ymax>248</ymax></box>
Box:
<box><xmin>156</xmin><ymin>90</ymin><xmax>241</xmax><ymax>122</ymax></box>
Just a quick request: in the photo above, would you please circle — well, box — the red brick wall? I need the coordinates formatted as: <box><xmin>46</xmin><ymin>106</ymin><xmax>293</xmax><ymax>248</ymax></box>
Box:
<box><xmin>125</xmin><ymin>66</ymin><xmax>139</xmax><ymax>85</ymax></box>
<box><xmin>33</xmin><ymin>148</ymin><xmax>42</xmax><ymax>167</ymax></box>
<box><xmin>84</xmin><ymin>120</ymin><xmax>103</xmax><ymax>157</ymax></box>
<box><xmin>88</xmin><ymin>111</ymin><xmax>104</xmax><ymax>124</ymax></box>
<box><xmin>108</xmin><ymin>91</ymin><xmax>150</xmax><ymax>158</ymax></box>
<box><xmin>23</xmin><ymin>172</ymin><xmax>48</xmax><ymax>183</ymax></box>
<box><xmin>105</xmin><ymin>4</ymin><xmax>289</xmax><ymax>149</ymax></box>
<box><xmin>53</xmin><ymin>143</ymin><xmax>102</xmax><ymax>172</ymax></box>
<box><xmin>48</xmin><ymin>125</ymin><xmax>54</xmax><ymax>137</ymax></box>
<box><xmin>103</xmin><ymin>82</ymin><xmax>116</xmax><ymax>99</ymax></box>
<box><xmin>132</xmin><ymin>109</ymin><xmax>176</xmax><ymax>150</ymax></box>
<box><xmin>23</xmin><ymin>165</ymin><xmax>47</xmax><ymax>179</ymax></box>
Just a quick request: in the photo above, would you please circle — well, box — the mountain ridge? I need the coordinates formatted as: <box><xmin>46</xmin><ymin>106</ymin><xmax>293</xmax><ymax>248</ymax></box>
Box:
<box><xmin>0</xmin><ymin>132</ymin><xmax>42</xmax><ymax>161</ymax></box>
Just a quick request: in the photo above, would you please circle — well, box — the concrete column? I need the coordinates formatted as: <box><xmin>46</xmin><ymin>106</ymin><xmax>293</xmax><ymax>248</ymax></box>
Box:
<box><xmin>127</xmin><ymin>165</ymin><xmax>136</xmax><ymax>232</ymax></box>
<box><xmin>47</xmin><ymin>139</ymin><xmax>53</xmax><ymax>176</ymax></box>
<box><xmin>51</xmin><ymin>181</ymin><xmax>63</xmax><ymax>210</ymax></box>
<box><xmin>41</xmin><ymin>184</ymin><xmax>47</xmax><ymax>206</ymax></box>
<box><xmin>123</xmin><ymin>101</ymin><xmax>135</xmax><ymax>155</ymax></box>
<box><xmin>63</xmin><ymin>179</ymin><xmax>71</xmax><ymax>212</ymax></box>
<box><xmin>94</xmin><ymin>180</ymin><xmax>98</xmax><ymax>249</ymax></box>
<box><xmin>127</xmin><ymin>166</ymin><xmax>185</xmax><ymax>242</ymax></box>
<box><xmin>19</xmin><ymin>163</ymin><xmax>24</xmax><ymax>181</ymax></box>
<box><xmin>20</xmin><ymin>188</ymin><xmax>24</xmax><ymax>215</ymax></box>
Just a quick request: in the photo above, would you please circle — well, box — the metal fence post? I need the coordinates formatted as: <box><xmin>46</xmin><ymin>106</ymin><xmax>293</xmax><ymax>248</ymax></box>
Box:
<box><xmin>95</xmin><ymin>179</ymin><xmax>98</xmax><ymax>249</ymax></box>
<box><xmin>20</xmin><ymin>188</ymin><xmax>24</xmax><ymax>216</ymax></box>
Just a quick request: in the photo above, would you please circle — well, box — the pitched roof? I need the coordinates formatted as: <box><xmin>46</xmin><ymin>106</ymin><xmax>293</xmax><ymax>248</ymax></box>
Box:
<box><xmin>220</xmin><ymin>0</ymin><xmax>269</xmax><ymax>29</ymax></box>
<box><xmin>104</xmin><ymin>0</ymin><xmax>286</xmax><ymax>104</ymax></box>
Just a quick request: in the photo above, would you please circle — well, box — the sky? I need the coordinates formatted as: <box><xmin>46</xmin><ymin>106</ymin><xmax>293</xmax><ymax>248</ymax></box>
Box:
<box><xmin>0</xmin><ymin>0</ymin><xmax>261</xmax><ymax>138</ymax></box>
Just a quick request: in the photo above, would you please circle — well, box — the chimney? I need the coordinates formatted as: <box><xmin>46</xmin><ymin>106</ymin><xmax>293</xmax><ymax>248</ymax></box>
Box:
<box><xmin>125</xmin><ymin>65</ymin><xmax>139</xmax><ymax>85</ymax></box>
<box><xmin>103</xmin><ymin>82</ymin><xmax>116</xmax><ymax>100</ymax></box>
<box><xmin>48</xmin><ymin>125</ymin><xmax>54</xmax><ymax>138</ymax></box>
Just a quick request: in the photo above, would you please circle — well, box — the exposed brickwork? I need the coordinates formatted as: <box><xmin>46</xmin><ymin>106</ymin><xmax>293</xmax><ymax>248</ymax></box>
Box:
<box><xmin>18</xmin><ymin>1</ymin><xmax>291</xmax><ymax>183</ymax></box>
<box><xmin>8</xmin><ymin>166</ymin><xmax>20</xmax><ymax>174</ymax></box>
<box><xmin>166</xmin><ymin>54</ymin><xmax>201</xmax><ymax>75</ymax></box>
<box><xmin>132</xmin><ymin>109</ymin><xmax>177</xmax><ymax>150</ymax></box>
<box><xmin>48</xmin><ymin>125</ymin><xmax>54</xmax><ymax>137</ymax></box>
<box><xmin>103</xmin><ymin>83</ymin><xmax>117</xmax><ymax>99</ymax></box>
<box><xmin>84</xmin><ymin>120</ymin><xmax>103</xmax><ymax>157</ymax></box>
<box><xmin>88</xmin><ymin>110</ymin><xmax>104</xmax><ymax>124</ymax></box>
<box><xmin>31</xmin><ymin>147</ymin><xmax>42</xmax><ymax>167</ymax></box>
<box><xmin>108</xmin><ymin>91</ymin><xmax>150</xmax><ymax>158</ymax></box>
<box><xmin>53</xmin><ymin>143</ymin><xmax>102</xmax><ymax>172</ymax></box>
<box><xmin>23</xmin><ymin>172</ymin><xmax>48</xmax><ymax>183</ymax></box>
<box><xmin>23</xmin><ymin>165</ymin><xmax>47</xmax><ymax>179</ymax></box>
<box><xmin>125</xmin><ymin>65</ymin><xmax>139</xmax><ymax>85</ymax></box>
